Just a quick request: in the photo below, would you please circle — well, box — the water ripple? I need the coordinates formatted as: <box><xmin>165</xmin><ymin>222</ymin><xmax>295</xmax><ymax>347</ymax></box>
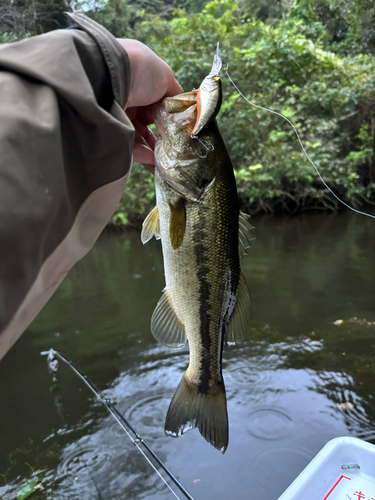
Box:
<box><xmin>225</xmin><ymin>357</ymin><xmax>270</xmax><ymax>386</ymax></box>
<box><xmin>107</xmin><ymin>391</ymin><xmax>173</xmax><ymax>440</ymax></box>
<box><xmin>56</xmin><ymin>442</ymin><xmax>109</xmax><ymax>485</ymax></box>
<box><xmin>246</xmin><ymin>405</ymin><xmax>294</xmax><ymax>440</ymax></box>
<box><xmin>251</xmin><ymin>444</ymin><xmax>312</xmax><ymax>495</ymax></box>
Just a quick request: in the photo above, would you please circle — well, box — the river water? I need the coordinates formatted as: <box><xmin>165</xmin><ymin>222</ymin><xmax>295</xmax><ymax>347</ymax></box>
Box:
<box><xmin>0</xmin><ymin>212</ymin><xmax>374</xmax><ymax>500</ymax></box>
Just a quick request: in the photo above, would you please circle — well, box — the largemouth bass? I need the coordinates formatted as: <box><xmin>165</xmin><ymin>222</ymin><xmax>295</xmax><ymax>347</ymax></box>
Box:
<box><xmin>141</xmin><ymin>77</ymin><xmax>253</xmax><ymax>453</ymax></box>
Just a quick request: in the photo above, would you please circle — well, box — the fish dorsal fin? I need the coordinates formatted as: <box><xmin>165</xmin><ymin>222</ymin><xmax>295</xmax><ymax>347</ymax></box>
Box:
<box><xmin>169</xmin><ymin>199</ymin><xmax>186</xmax><ymax>250</ymax></box>
<box><xmin>226</xmin><ymin>272</ymin><xmax>252</xmax><ymax>344</ymax></box>
<box><xmin>151</xmin><ymin>289</ymin><xmax>187</xmax><ymax>349</ymax></box>
<box><xmin>141</xmin><ymin>206</ymin><xmax>160</xmax><ymax>244</ymax></box>
<box><xmin>238</xmin><ymin>211</ymin><xmax>255</xmax><ymax>258</ymax></box>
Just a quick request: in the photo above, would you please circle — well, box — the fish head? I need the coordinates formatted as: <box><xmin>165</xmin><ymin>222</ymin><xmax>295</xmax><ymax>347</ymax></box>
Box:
<box><xmin>154</xmin><ymin>91</ymin><xmax>221</xmax><ymax>200</ymax></box>
<box><xmin>154</xmin><ymin>91</ymin><xmax>198</xmax><ymax>154</ymax></box>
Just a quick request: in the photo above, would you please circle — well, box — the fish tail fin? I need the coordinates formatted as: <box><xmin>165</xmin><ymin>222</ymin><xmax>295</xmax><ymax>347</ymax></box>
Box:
<box><xmin>165</xmin><ymin>374</ymin><xmax>228</xmax><ymax>453</ymax></box>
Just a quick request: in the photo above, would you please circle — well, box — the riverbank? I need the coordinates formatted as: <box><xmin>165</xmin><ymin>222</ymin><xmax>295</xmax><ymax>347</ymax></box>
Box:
<box><xmin>108</xmin><ymin>163</ymin><xmax>375</xmax><ymax>230</ymax></box>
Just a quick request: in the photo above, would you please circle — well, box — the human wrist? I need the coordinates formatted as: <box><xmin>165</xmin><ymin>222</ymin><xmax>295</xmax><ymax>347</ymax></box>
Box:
<box><xmin>117</xmin><ymin>39</ymin><xmax>147</xmax><ymax>109</ymax></box>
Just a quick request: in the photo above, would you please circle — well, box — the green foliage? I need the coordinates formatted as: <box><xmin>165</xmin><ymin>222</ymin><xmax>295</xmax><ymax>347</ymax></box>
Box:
<box><xmin>2</xmin><ymin>0</ymin><xmax>375</xmax><ymax>222</ymax></box>
<box><xmin>76</xmin><ymin>0</ymin><xmax>131</xmax><ymax>38</ymax></box>
<box><xmin>130</xmin><ymin>0</ymin><xmax>375</xmax><ymax>216</ymax></box>
<box><xmin>0</xmin><ymin>32</ymin><xmax>30</xmax><ymax>43</ymax></box>
<box><xmin>127</xmin><ymin>0</ymin><xmax>207</xmax><ymax>22</ymax></box>
<box><xmin>288</xmin><ymin>0</ymin><xmax>375</xmax><ymax>55</ymax></box>
<box><xmin>235</xmin><ymin>0</ymin><xmax>293</xmax><ymax>25</ymax></box>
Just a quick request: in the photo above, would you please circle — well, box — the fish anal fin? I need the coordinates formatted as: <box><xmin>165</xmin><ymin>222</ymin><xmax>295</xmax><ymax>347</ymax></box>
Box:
<box><xmin>141</xmin><ymin>206</ymin><xmax>160</xmax><ymax>244</ymax></box>
<box><xmin>151</xmin><ymin>289</ymin><xmax>186</xmax><ymax>349</ymax></box>
<box><xmin>165</xmin><ymin>374</ymin><xmax>228</xmax><ymax>453</ymax></box>
<box><xmin>169</xmin><ymin>199</ymin><xmax>186</xmax><ymax>250</ymax></box>
<box><xmin>238</xmin><ymin>211</ymin><xmax>255</xmax><ymax>258</ymax></box>
<box><xmin>226</xmin><ymin>271</ymin><xmax>252</xmax><ymax>344</ymax></box>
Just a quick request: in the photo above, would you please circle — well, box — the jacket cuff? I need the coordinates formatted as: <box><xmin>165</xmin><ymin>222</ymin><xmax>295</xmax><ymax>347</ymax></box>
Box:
<box><xmin>66</xmin><ymin>12</ymin><xmax>130</xmax><ymax>109</ymax></box>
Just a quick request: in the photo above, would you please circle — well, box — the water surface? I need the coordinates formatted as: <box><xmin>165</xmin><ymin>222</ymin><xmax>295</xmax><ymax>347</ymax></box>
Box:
<box><xmin>0</xmin><ymin>212</ymin><xmax>374</xmax><ymax>499</ymax></box>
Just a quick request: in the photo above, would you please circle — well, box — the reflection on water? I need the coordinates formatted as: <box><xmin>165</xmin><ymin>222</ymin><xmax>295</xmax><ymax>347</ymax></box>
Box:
<box><xmin>0</xmin><ymin>212</ymin><xmax>374</xmax><ymax>499</ymax></box>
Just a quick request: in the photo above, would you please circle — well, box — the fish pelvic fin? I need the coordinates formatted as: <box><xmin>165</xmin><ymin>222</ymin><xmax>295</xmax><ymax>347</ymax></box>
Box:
<box><xmin>165</xmin><ymin>374</ymin><xmax>228</xmax><ymax>453</ymax></box>
<box><xmin>151</xmin><ymin>289</ymin><xmax>187</xmax><ymax>349</ymax></box>
<box><xmin>226</xmin><ymin>271</ymin><xmax>252</xmax><ymax>344</ymax></box>
<box><xmin>238</xmin><ymin>211</ymin><xmax>255</xmax><ymax>258</ymax></box>
<box><xmin>141</xmin><ymin>205</ymin><xmax>160</xmax><ymax>244</ymax></box>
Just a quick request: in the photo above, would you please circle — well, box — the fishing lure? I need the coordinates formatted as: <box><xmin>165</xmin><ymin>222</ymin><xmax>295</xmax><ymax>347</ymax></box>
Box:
<box><xmin>190</xmin><ymin>42</ymin><xmax>223</xmax><ymax>138</ymax></box>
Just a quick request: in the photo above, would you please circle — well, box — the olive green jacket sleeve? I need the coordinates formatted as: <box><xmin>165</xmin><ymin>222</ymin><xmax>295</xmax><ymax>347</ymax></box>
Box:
<box><xmin>0</xmin><ymin>13</ymin><xmax>135</xmax><ymax>359</ymax></box>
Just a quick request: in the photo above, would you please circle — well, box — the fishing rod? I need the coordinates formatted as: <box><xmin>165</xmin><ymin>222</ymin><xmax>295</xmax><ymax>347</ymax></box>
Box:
<box><xmin>40</xmin><ymin>349</ymin><xmax>195</xmax><ymax>500</ymax></box>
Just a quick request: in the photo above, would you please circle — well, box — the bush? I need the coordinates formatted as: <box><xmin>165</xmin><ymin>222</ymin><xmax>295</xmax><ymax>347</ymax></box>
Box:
<box><xmin>122</xmin><ymin>1</ymin><xmax>375</xmax><ymax>218</ymax></box>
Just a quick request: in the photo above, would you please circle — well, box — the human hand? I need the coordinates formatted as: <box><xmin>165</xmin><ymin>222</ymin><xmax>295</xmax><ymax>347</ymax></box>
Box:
<box><xmin>117</xmin><ymin>39</ymin><xmax>183</xmax><ymax>173</ymax></box>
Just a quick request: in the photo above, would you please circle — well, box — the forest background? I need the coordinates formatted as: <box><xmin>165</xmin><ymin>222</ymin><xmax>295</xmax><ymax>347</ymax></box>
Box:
<box><xmin>1</xmin><ymin>0</ymin><xmax>375</xmax><ymax>226</ymax></box>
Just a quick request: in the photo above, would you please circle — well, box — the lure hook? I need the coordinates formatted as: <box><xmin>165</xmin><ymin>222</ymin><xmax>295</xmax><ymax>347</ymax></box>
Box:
<box><xmin>191</xmin><ymin>135</ymin><xmax>214</xmax><ymax>158</ymax></box>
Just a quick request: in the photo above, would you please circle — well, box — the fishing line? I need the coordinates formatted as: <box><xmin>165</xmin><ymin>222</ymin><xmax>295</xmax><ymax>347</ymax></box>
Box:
<box><xmin>40</xmin><ymin>349</ymin><xmax>195</xmax><ymax>500</ymax></box>
<box><xmin>225</xmin><ymin>69</ymin><xmax>375</xmax><ymax>220</ymax></box>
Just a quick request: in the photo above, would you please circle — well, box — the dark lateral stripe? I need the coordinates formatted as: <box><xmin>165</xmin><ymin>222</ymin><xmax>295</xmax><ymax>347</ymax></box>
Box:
<box><xmin>193</xmin><ymin>236</ymin><xmax>212</xmax><ymax>394</ymax></box>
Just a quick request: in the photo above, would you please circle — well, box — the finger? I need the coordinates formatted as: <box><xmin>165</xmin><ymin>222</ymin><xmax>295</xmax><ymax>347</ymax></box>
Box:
<box><xmin>128</xmin><ymin>106</ymin><xmax>155</xmax><ymax>126</ymax></box>
<box><xmin>126</xmin><ymin>108</ymin><xmax>137</xmax><ymax>121</ymax></box>
<box><xmin>133</xmin><ymin>142</ymin><xmax>155</xmax><ymax>172</ymax></box>
<box><xmin>164</xmin><ymin>76</ymin><xmax>184</xmax><ymax>98</ymax></box>
<box><xmin>141</xmin><ymin>163</ymin><xmax>155</xmax><ymax>174</ymax></box>
<box><xmin>142</xmin><ymin>126</ymin><xmax>157</xmax><ymax>151</ymax></box>
<box><xmin>133</xmin><ymin>126</ymin><xmax>156</xmax><ymax>153</ymax></box>
<box><xmin>133</xmin><ymin>118</ymin><xmax>155</xmax><ymax>146</ymax></box>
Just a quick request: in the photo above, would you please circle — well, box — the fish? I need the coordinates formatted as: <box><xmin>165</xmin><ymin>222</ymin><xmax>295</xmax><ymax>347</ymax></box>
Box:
<box><xmin>141</xmin><ymin>61</ymin><xmax>253</xmax><ymax>453</ymax></box>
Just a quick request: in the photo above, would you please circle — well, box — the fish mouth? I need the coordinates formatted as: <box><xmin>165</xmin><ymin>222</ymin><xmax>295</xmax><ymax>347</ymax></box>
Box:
<box><xmin>154</xmin><ymin>98</ymin><xmax>197</xmax><ymax>140</ymax></box>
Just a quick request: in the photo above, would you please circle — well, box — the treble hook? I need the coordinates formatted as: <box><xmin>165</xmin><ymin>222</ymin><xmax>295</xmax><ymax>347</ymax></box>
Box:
<box><xmin>191</xmin><ymin>135</ymin><xmax>215</xmax><ymax>158</ymax></box>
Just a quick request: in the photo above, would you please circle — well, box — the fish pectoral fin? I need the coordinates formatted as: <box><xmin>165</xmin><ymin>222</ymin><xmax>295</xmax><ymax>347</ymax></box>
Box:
<box><xmin>169</xmin><ymin>199</ymin><xmax>186</xmax><ymax>250</ymax></box>
<box><xmin>165</xmin><ymin>374</ymin><xmax>228</xmax><ymax>453</ymax></box>
<box><xmin>141</xmin><ymin>205</ymin><xmax>160</xmax><ymax>244</ymax></box>
<box><xmin>238</xmin><ymin>211</ymin><xmax>255</xmax><ymax>258</ymax></box>
<box><xmin>226</xmin><ymin>271</ymin><xmax>252</xmax><ymax>344</ymax></box>
<box><xmin>151</xmin><ymin>289</ymin><xmax>186</xmax><ymax>349</ymax></box>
